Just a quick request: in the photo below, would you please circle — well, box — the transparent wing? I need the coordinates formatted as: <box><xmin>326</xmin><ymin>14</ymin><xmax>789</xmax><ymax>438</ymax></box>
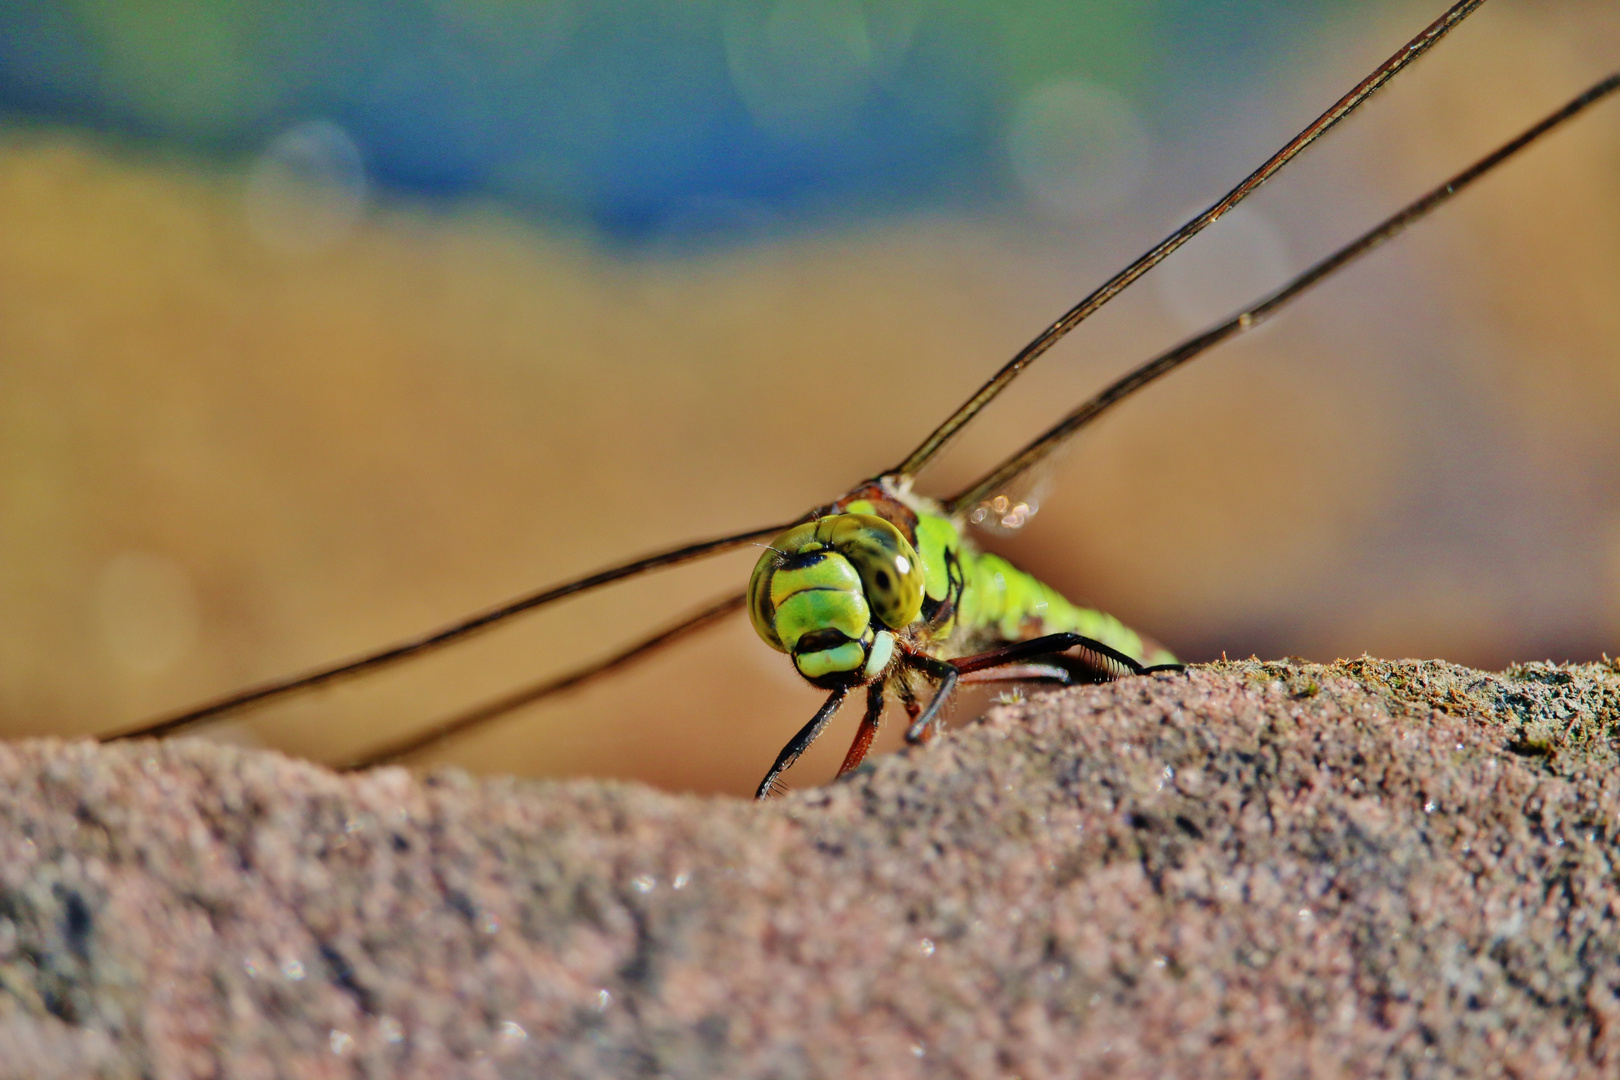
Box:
<box><xmin>103</xmin><ymin>521</ymin><xmax>796</xmax><ymax>741</ymax></box>
<box><xmin>336</xmin><ymin>591</ymin><xmax>748</xmax><ymax>769</ymax></box>
<box><xmin>884</xmin><ymin>0</ymin><xmax>1485</xmax><ymax>485</ymax></box>
<box><xmin>947</xmin><ymin>72</ymin><xmax>1620</xmax><ymax>515</ymax></box>
<box><xmin>962</xmin><ymin>463</ymin><xmax>1053</xmax><ymax>538</ymax></box>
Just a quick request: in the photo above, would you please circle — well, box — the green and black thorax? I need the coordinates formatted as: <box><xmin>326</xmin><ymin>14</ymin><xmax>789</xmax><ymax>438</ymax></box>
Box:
<box><xmin>746</xmin><ymin>476</ymin><xmax>1166</xmax><ymax>691</ymax></box>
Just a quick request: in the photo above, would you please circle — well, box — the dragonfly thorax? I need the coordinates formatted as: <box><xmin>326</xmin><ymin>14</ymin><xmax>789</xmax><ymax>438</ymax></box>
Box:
<box><xmin>748</xmin><ymin>513</ymin><xmax>925</xmax><ymax>688</ymax></box>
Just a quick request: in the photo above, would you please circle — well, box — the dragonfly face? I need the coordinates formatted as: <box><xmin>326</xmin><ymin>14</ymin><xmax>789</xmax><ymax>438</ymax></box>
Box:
<box><xmin>747</xmin><ymin>513</ymin><xmax>923</xmax><ymax>687</ymax></box>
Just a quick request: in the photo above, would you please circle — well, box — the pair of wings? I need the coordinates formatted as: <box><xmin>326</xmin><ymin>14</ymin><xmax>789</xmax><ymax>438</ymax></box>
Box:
<box><xmin>108</xmin><ymin>0</ymin><xmax>1619</xmax><ymax>769</ymax></box>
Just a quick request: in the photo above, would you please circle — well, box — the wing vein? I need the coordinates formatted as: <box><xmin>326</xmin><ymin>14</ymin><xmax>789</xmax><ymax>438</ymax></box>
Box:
<box><xmin>890</xmin><ymin>0</ymin><xmax>1487</xmax><ymax>481</ymax></box>
<box><xmin>947</xmin><ymin>72</ymin><xmax>1620</xmax><ymax>513</ymax></box>
<box><xmin>336</xmin><ymin>590</ymin><xmax>749</xmax><ymax>770</ymax></box>
<box><xmin>103</xmin><ymin>525</ymin><xmax>791</xmax><ymax>740</ymax></box>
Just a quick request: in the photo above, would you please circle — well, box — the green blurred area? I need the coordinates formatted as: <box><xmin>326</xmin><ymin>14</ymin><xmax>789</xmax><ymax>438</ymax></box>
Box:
<box><xmin>4</xmin><ymin>0</ymin><xmax>1357</xmax><ymax>240</ymax></box>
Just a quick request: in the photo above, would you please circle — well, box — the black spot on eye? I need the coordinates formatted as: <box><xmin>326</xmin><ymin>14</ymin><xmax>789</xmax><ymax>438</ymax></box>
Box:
<box><xmin>795</xmin><ymin>628</ymin><xmax>853</xmax><ymax>655</ymax></box>
<box><xmin>874</xmin><ymin>570</ymin><xmax>890</xmax><ymax>591</ymax></box>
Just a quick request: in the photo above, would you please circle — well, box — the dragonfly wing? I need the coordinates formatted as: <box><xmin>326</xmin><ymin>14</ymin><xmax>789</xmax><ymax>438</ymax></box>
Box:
<box><xmin>945</xmin><ymin>72</ymin><xmax>1620</xmax><ymax>517</ymax></box>
<box><xmin>337</xmin><ymin>591</ymin><xmax>748</xmax><ymax>770</ymax></box>
<box><xmin>962</xmin><ymin>460</ymin><xmax>1054</xmax><ymax>538</ymax></box>
<box><xmin>104</xmin><ymin>523</ymin><xmax>794</xmax><ymax>741</ymax></box>
<box><xmin>887</xmin><ymin>1</ymin><xmax>1486</xmax><ymax>485</ymax></box>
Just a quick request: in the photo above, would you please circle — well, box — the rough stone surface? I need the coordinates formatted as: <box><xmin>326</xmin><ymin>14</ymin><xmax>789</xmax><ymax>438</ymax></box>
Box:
<box><xmin>2</xmin><ymin>658</ymin><xmax>1620</xmax><ymax>1078</ymax></box>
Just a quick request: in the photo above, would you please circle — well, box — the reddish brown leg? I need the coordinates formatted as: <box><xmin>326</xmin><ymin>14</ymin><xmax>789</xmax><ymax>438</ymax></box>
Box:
<box><xmin>958</xmin><ymin>663</ymin><xmax>1071</xmax><ymax>685</ymax></box>
<box><xmin>902</xmin><ymin>650</ymin><xmax>960</xmax><ymax>744</ymax></box>
<box><xmin>836</xmin><ymin>681</ymin><xmax>888</xmax><ymax>778</ymax></box>
<box><xmin>894</xmin><ymin>676</ymin><xmax>930</xmax><ymax>744</ymax></box>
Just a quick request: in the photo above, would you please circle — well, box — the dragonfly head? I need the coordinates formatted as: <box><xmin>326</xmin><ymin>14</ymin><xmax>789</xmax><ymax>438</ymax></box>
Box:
<box><xmin>748</xmin><ymin>513</ymin><xmax>925</xmax><ymax>688</ymax></box>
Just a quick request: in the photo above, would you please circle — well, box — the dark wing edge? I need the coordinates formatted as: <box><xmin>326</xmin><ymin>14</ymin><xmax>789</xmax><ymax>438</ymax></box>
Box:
<box><xmin>887</xmin><ymin>0</ymin><xmax>1486</xmax><ymax>484</ymax></box>
<box><xmin>946</xmin><ymin>72</ymin><xmax>1620</xmax><ymax>515</ymax></box>
<box><xmin>103</xmin><ymin>522</ymin><xmax>794</xmax><ymax>741</ymax></box>
<box><xmin>336</xmin><ymin>590</ymin><xmax>749</xmax><ymax>770</ymax></box>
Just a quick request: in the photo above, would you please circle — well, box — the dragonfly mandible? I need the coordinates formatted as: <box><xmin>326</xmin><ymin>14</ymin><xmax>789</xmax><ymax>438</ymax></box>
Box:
<box><xmin>102</xmin><ymin>0</ymin><xmax>1620</xmax><ymax>797</ymax></box>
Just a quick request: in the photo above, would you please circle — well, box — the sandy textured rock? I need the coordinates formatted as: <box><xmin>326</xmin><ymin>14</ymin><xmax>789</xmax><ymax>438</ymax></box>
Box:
<box><xmin>1</xmin><ymin>658</ymin><xmax>1619</xmax><ymax>1078</ymax></box>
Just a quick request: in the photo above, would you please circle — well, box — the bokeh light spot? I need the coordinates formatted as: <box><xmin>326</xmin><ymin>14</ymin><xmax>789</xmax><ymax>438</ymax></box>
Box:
<box><xmin>1155</xmin><ymin>203</ymin><xmax>1292</xmax><ymax>331</ymax></box>
<box><xmin>94</xmin><ymin>550</ymin><xmax>201</xmax><ymax>677</ymax></box>
<box><xmin>725</xmin><ymin>0</ymin><xmax>921</xmax><ymax>141</ymax></box>
<box><xmin>1006</xmin><ymin>79</ymin><xmax>1150</xmax><ymax>220</ymax></box>
<box><xmin>244</xmin><ymin>120</ymin><xmax>368</xmax><ymax>255</ymax></box>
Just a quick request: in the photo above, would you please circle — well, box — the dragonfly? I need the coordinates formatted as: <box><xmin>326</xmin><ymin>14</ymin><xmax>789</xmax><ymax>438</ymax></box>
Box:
<box><xmin>105</xmin><ymin>0</ymin><xmax>1620</xmax><ymax>798</ymax></box>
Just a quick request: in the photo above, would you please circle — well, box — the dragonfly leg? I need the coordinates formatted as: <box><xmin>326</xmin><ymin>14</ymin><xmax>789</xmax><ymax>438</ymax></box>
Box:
<box><xmin>891</xmin><ymin>674</ymin><xmax>941</xmax><ymax>745</ymax></box>
<box><xmin>755</xmin><ymin>686</ymin><xmax>851</xmax><ymax>801</ymax></box>
<box><xmin>835</xmin><ymin>681</ymin><xmax>889</xmax><ymax>779</ymax></box>
<box><xmin>952</xmin><ymin>632</ymin><xmax>1151</xmax><ymax>680</ymax></box>
<box><xmin>902</xmin><ymin>652</ymin><xmax>960</xmax><ymax>745</ymax></box>
<box><xmin>895</xmin><ymin>676</ymin><xmax>924</xmax><ymax>730</ymax></box>
<box><xmin>958</xmin><ymin>662</ymin><xmax>1072</xmax><ymax>685</ymax></box>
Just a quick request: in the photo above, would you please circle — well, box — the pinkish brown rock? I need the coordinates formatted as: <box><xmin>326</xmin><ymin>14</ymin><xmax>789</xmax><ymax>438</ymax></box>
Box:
<box><xmin>1</xmin><ymin>658</ymin><xmax>1619</xmax><ymax>1078</ymax></box>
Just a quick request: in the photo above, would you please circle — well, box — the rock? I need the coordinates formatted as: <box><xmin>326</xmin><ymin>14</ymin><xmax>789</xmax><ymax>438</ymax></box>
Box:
<box><xmin>0</xmin><ymin>658</ymin><xmax>1618</xmax><ymax>1078</ymax></box>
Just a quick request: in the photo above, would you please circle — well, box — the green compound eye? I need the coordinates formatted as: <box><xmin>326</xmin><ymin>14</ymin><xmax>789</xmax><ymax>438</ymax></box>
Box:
<box><xmin>747</xmin><ymin>514</ymin><xmax>926</xmax><ymax>658</ymax></box>
<box><xmin>815</xmin><ymin>514</ymin><xmax>925</xmax><ymax>632</ymax></box>
<box><xmin>748</xmin><ymin>521</ymin><xmax>817</xmax><ymax>652</ymax></box>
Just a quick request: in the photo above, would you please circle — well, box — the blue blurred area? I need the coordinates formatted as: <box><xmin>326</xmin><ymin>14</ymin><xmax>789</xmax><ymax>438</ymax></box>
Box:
<box><xmin>0</xmin><ymin>0</ymin><xmax>1354</xmax><ymax>244</ymax></box>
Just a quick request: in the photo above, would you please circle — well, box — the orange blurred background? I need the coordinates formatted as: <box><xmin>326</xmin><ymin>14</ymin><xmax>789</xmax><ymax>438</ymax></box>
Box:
<box><xmin>1</xmin><ymin>0</ymin><xmax>1616</xmax><ymax>795</ymax></box>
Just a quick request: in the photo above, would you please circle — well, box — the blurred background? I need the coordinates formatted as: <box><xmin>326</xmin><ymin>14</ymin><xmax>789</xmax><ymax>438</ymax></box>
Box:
<box><xmin>1</xmin><ymin>0</ymin><xmax>1616</xmax><ymax>796</ymax></box>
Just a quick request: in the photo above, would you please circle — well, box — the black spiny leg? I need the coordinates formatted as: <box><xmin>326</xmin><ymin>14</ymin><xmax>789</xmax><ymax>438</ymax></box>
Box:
<box><xmin>836</xmin><ymin>681</ymin><xmax>889</xmax><ymax>779</ymax></box>
<box><xmin>755</xmin><ymin>687</ymin><xmax>851</xmax><ymax>800</ymax></box>
<box><xmin>902</xmin><ymin>652</ymin><xmax>960</xmax><ymax>745</ymax></box>
<box><xmin>901</xmin><ymin>633</ymin><xmax>1184</xmax><ymax>745</ymax></box>
<box><xmin>950</xmin><ymin>632</ymin><xmax>1185</xmax><ymax>682</ymax></box>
